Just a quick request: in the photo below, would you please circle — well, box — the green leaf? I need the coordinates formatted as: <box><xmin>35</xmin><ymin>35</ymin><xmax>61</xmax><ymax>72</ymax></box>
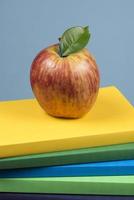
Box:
<box><xmin>59</xmin><ymin>26</ymin><xmax>90</xmax><ymax>57</ymax></box>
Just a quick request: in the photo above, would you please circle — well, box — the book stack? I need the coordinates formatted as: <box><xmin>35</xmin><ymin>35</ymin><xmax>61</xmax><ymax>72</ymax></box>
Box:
<box><xmin>0</xmin><ymin>86</ymin><xmax>134</xmax><ymax>200</ymax></box>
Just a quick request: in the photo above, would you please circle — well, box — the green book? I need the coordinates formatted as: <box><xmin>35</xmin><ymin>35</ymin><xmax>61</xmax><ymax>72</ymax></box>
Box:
<box><xmin>0</xmin><ymin>143</ymin><xmax>134</xmax><ymax>169</ymax></box>
<box><xmin>0</xmin><ymin>176</ymin><xmax>134</xmax><ymax>195</ymax></box>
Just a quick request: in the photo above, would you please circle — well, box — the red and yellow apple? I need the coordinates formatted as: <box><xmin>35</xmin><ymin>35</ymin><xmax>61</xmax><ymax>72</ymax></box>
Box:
<box><xmin>30</xmin><ymin>44</ymin><xmax>100</xmax><ymax>118</ymax></box>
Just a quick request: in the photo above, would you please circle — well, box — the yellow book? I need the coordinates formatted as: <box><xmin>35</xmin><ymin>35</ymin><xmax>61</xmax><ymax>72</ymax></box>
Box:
<box><xmin>0</xmin><ymin>86</ymin><xmax>134</xmax><ymax>158</ymax></box>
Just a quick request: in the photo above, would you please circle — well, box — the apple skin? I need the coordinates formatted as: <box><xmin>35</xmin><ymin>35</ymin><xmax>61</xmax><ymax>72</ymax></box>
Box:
<box><xmin>30</xmin><ymin>44</ymin><xmax>100</xmax><ymax>118</ymax></box>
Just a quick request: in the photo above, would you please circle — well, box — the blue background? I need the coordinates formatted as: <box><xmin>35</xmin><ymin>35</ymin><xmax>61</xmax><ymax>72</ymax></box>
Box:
<box><xmin>0</xmin><ymin>0</ymin><xmax>134</xmax><ymax>105</ymax></box>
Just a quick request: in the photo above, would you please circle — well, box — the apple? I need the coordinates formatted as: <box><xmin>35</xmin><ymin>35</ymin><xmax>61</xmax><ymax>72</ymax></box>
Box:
<box><xmin>30</xmin><ymin>26</ymin><xmax>100</xmax><ymax>118</ymax></box>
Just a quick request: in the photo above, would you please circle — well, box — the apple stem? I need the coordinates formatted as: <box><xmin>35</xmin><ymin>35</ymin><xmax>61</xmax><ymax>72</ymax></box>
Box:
<box><xmin>58</xmin><ymin>37</ymin><xmax>62</xmax><ymax>57</ymax></box>
<box><xmin>58</xmin><ymin>44</ymin><xmax>62</xmax><ymax>57</ymax></box>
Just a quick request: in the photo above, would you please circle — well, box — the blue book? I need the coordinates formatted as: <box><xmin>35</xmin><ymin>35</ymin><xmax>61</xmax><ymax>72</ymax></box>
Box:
<box><xmin>0</xmin><ymin>159</ymin><xmax>134</xmax><ymax>178</ymax></box>
<box><xmin>0</xmin><ymin>193</ymin><xmax>133</xmax><ymax>200</ymax></box>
